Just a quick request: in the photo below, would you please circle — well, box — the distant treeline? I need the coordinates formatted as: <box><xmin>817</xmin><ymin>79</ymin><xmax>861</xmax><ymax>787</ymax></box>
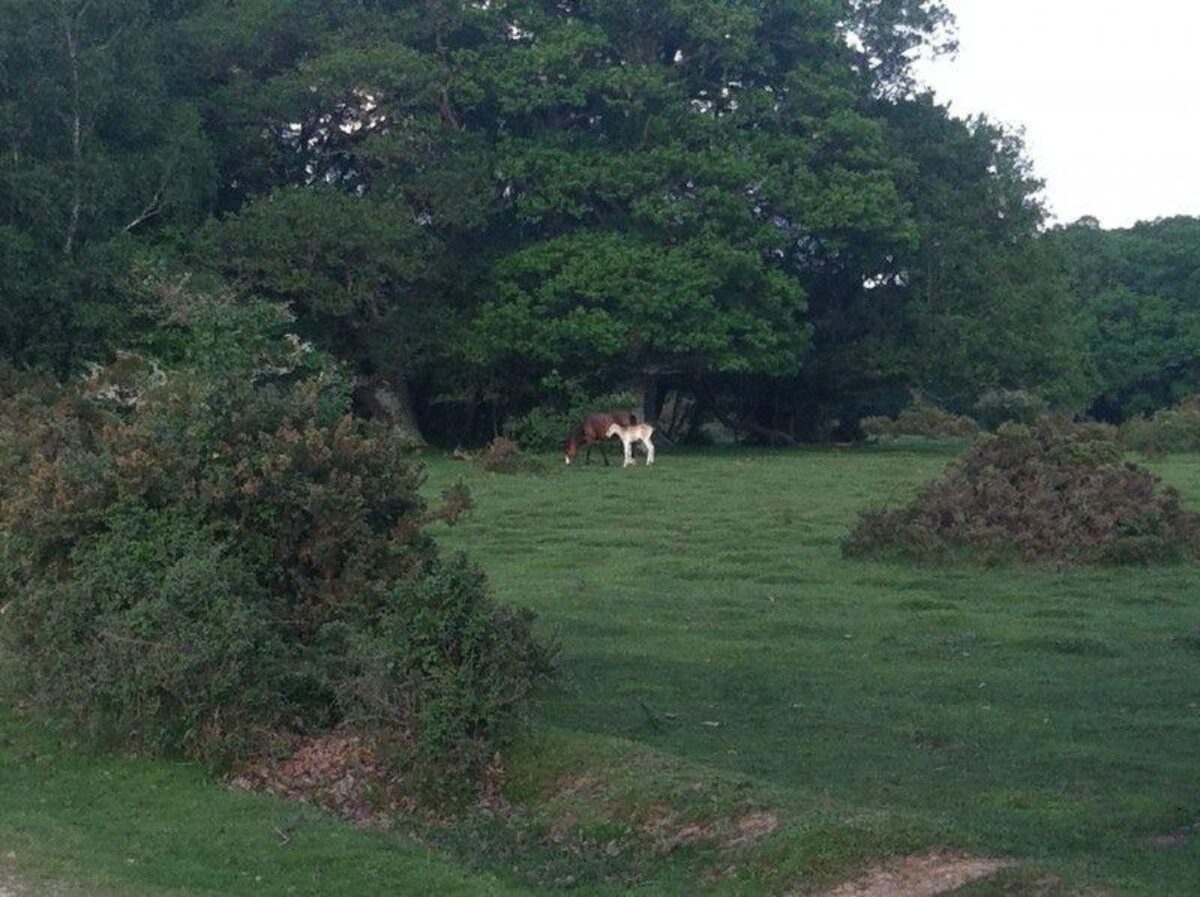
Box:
<box><xmin>0</xmin><ymin>1</ymin><xmax>1194</xmax><ymax>444</ymax></box>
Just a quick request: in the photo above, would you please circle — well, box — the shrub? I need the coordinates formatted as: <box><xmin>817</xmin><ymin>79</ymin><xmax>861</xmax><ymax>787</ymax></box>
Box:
<box><xmin>476</xmin><ymin>436</ymin><xmax>546</xmax><ymax>475</ymax></box>
<box><xmin>844</xmin><ymin>417</ymin><xmax>1200</xmax><ymax>565</ymax></box>
<box><xmin>7</xmin><ymin>504</ymin><xmax>285</xmax><ymax>762</ymax></box>
<box><xmin>504</xmin><ymin>407</ymin><xmax>573</xmax><ymax>453</ymax></box>
<box><xmin>861</xmin><ymin>402</ymin><xmax>978</xmax><ymax>441</ymax></box>
<box><xmin>1120</xmin><ymin>397</ymin><xmax>1200</xmax><ymax>455</ymax></box>
<box><xmin>974</xmin><ymin>389</ymin><xmax>1048</xmax><ymax>430</ymax></box>
<box><xmin>0</xmin><ymin>290</ymin><xmax>554</xmax><ymax>792</ymax></box>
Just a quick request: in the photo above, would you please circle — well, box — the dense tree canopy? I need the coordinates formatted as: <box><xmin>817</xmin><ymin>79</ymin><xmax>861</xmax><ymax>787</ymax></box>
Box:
<box><xmin>1051</xmin><ymin>216</ymin><xmax>1200</xmax><ymax>422</ymax></box>
<box><xmin>0</xmin><ymin>0</ymin><xmax>1172</xmax><ymax>443</ymax></box>
<box><xmin>0</xmin><ymin>0</ymin><xmax>214</xmax><ymax>368</ymax></box>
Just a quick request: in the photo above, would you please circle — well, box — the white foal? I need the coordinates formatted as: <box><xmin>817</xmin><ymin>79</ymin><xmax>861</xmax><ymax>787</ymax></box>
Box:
<box><xmin>605</xmin><ymin>422</ymin><xmax>655</xmax><ymax>467</ymax></box>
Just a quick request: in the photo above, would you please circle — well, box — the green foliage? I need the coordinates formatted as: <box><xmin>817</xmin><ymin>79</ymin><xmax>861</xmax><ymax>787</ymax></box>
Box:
<box><xmin>504</xmin><ymin>388</ymin><xmax>640</xmax><ymax>452</ymax></box>
<box><xmin>748</xmin><ymin>101</ymin><xmax>1093</xmax><ymax>439</ymax></box>
<box><xmin>0</xmin><ymin>0</ymin><xmax>1127</xmax><ymax>445</ymax></box>
<box><xmin>503</xmin><ymin>407</ymin><xmax>572</xmax><ymax>453</ymax></box>
<box><xmin>1052</xmin><ymin>217</ymin><xmax>1200</xmax><ymax>421</ymax></box>
<box><xmin>195</xmin><ymin>187</ymin><xmax>438</xmax><ymax>370</ymax></box>
<box><xmin>844</xmin><ymin>0</ymin><xmax>958</xmax><ymax>95</ymax></box>
<box><xmin>12</xmin><ymin>504</ymin><xmax>284</xmax><ymax>761</ymax></box>
<box><xmin>845</xmin><ymin>417</ymin><xmax>1200</xmax><ymax>565</ymax></box>
<box><xmin>861</xmin><ymin>400</ymin><xmax>978</xmax><ymax>440</ymax></box>
<box><xmin>871</xmin><ymin>106</ymin><xmax>1092</xmax><ymax>410</ymax></box>
<box><xmin>0</xmin><ymin>289</ymin><xmax>552</xmax><ymax>787</ymax></box>
<box><xmin>0</xmin><ymin>0</ymin><xmax>217</xmax><ymax>370</ymax></box>
<box><xmin>1120</xmin><ymin>397</ymin><xmax>1200</xmax><ymax>456</ymax></box>
<box><xmin>476</xmin><ymin>233</ymin><xmax>807</xmax><ymax>392</ymax></box>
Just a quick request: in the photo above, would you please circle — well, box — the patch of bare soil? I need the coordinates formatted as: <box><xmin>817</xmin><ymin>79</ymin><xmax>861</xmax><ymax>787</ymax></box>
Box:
<box><xmin>550</xmin><ymin>773</ymin><xmax>606</xmax><ymax>802</ymax></box>
<box><xmin>230</xmin><ymin>734</ymin><xmax>412</xmax><ymax>828</ymax></box>
<box><xmin>639</xmin><ymin>806</ymin><xmax>712</xmax><ymax>854</ymax></box>
<box><xmin>0</xmin><ymin>853</ymin><xmax>19</xmax><ymax>897</ymax></box>
<box><xmin>638</xmin><ymin>807</ymin><xmax>780</xmax><ymax>855</ymax></box>
<box><xmin>813</xmin><ymin>850</ymin><xmax>1015</xmax><ymax>897</ymax></box>
<box><xmin>724</xmin><ymin>811</ymin><xmax>780</xmax><ymax>848</ymax></box>
<box><xmin>0</xmin><ymin>863</ymin><xmax>75</xmax><ymax>897</ymax></box>
<box><xmin>543</xmin><ymin>770</ymin><xmax>782</xmax><ymax>859</ymax></box>
<box><xmin>1141</xmin><ymin>820</ymin><xmax>1198</xmax><ymax>849</ymax></box>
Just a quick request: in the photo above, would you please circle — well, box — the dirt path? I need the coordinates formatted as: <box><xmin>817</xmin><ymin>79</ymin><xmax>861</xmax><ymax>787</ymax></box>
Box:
<box><xmin>0</xmin><ymin>856</ymin><xmax>18</xmax><ymax>897</ymax></box>
<box><xmin>812</xmin><ymin>851</ymin><xmax>1015</xmax><ymax>897</ymax></box>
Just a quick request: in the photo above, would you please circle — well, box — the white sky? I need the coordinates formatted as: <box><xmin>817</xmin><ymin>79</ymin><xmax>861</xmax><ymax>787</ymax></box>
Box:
<box><xmin>914</xmin><ymin>0</ymin><xmax>1200</xmax><ymax>229</ymax></box>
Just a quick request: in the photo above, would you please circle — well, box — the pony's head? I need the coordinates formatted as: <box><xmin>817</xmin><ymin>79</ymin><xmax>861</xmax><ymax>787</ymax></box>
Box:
<box><xmin>563</xmin><ymin>429</ymin><xmax>582</xmax><ymax>465</ymax></box>
<box><xmin>605</xmin><ymin>422</ymin><xmax>623</xmax><ymax>439</ymax></box>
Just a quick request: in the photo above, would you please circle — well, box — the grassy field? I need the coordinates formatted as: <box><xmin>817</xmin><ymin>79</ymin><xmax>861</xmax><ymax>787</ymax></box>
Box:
<box><xmin>4</xmin><ymin>445</ymin><xmax>1200</xmax><ymax>894</ymax></box>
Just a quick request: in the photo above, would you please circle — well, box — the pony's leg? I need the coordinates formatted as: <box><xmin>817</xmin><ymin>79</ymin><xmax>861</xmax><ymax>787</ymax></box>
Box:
<box><xmin>601</xmin><ymin>439</ymin><xmax>610</xmax><ymax>466</ymax></box>
<box><xmin>643</xmin><ymin>435</ymin><xmax>655</xmax><ymax>465</ymax></box>
<box><xmin>623</xmin><ymin>436</ymin><xmax>635</xmax><ymax>467</ymax></box>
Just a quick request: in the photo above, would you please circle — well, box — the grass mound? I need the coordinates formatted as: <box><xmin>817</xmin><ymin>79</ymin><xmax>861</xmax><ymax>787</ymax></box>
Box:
<box><xmin>844</xmin><ymin>417</ymin><xmax>1200</xmax><ymax>564</ymax></box>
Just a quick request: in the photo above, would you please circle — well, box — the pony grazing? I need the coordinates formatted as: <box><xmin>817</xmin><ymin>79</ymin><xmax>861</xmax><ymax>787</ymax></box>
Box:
<box><xmin>606</xmin><ymin>421</ymin><xmax>655</xmax><ymax>467</ymax></box>
<box><xmin>564</xmin><ymin>411</ymin><xmax>638</xmax><ymax>465</ymax></box>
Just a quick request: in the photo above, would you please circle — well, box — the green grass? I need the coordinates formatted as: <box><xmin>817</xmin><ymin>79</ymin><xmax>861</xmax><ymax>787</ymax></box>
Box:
<box><xmin>4</xmin><ymin>445</ymin><xmax>1200</xmax><ymax>894</ymax></box>
<box><xmin>422</xmin><ymin>446</ymin><xmax>1200</xmax><ymax>894</ymax></box>
<box><xmin>0</xmin><ymin>706</ymin><xmax>523</xmax><ymax>896</ymax></box>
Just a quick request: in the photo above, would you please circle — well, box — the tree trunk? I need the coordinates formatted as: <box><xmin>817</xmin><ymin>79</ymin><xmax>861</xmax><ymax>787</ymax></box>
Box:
<box><xmin>353</xmin><ymin>373</ymin><xmax>427</xmax><ymax>447</ymax></box>
<box><xmin>663</xmin><ymin>390</ymin><xmax>696</xmax><ymax>443</ymax></box>
<box><xmin>710</xmin><ymin>404</ymin><xmax>797</xmax><ymax>447</ymax></box>
<box><xmin>641</xmin><ymin>374</ymin><xmax>660</xmax><ymax>425</ymax></box>
<box><xmin>456</xmin><ymin>390</ymin><xmax>480</xmax><ymax>448</ymax></box>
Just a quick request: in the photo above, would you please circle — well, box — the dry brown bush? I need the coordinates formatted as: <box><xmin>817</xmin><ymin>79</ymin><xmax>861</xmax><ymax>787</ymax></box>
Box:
<box><xmin>477</xmin><ymin>436</ymin><xmax>546</xmax><ymax>474</ymax></box>
<box><xmin>845</xmin><ymin>417</ymin><xmax>1200</xmax><ymax>565</ymax></box>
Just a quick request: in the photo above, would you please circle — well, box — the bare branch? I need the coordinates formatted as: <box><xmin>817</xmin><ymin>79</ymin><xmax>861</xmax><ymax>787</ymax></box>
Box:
<box><xmin>72</xmin><ymin>0</ymin><xmax>94</xmax><ymax>26</ymax></box>
<box><xmin>123</xmin><ymin>151</ymin><xmax>180</xmax><ymax>233</ymax></box>
<box><xmin>122</xmin><ymin>194</ymin><xmax>165</xmax><ymax>233</ymax></box>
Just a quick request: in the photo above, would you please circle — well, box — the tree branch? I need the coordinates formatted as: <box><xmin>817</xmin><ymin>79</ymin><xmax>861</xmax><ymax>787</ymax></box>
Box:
<box><xmin>122</xmin><ymin>192</ymin><xmax>165</xmax><ymax>233</ymax></box>
<box><xmin>123</xmin><ymin>149</ymin><xmax>181</xmax><ymax>233</ymax></box>
<box><xmin>61</xmin><ymin>3</ymin><xmax>83</xmax><ymax>255</ymax></box>
<box><xmin>434</xmin><ymin>24</ymin><xmax>464</xmax><ymax>131</ymax></box>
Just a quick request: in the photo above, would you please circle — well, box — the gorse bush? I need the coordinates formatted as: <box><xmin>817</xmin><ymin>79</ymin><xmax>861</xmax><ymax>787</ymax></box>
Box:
<box><xmin>16</xmin><ymin>504</ymin><xmax>284</xmax><ymax>761</ymax></box>
<box><xmin>0</xmin><ymin>290</ymin><xmax>554</xmax><ymax>791</ymax></box>
<box><xmin>860</xmin><ymin>401</ymin><xmax>978</xmax><ymax>441</ymax></box>
<box><xmin>1120</xmin><ymin>397</ymin><xmax>1200</xmax><ymax>456</ymax></box>
<box><xmin>844</xmin><ymin>417</ymin><xmax>1200</xmax><ymax>565</ymax></box>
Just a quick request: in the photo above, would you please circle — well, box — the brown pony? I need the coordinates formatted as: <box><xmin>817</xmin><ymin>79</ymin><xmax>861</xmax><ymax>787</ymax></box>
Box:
<box><xmin>564</xmin><ymin>411</ymin><xmax>638</xmax><ymax>465</ymax></box>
